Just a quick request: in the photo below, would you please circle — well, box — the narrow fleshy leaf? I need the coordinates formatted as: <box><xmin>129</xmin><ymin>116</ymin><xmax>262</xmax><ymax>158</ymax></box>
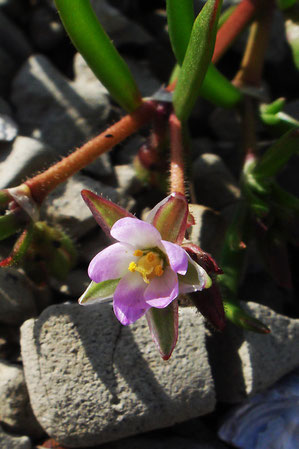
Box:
<box><xmin>9</xmin><ymin>223</ymin><xmax>34</xmax><ymax>265</ymax></box>
<box><xmin>79</xmin><ymin>279</ymin><xmax>119</xmax><ymax>305</ymax></box>
<box><xmin>146</xmin><ymin>300</ymin><xmax>179</xmax><ymax>360</ymax></box>
<box><xmin>218</xmin><ymin>5</ymin><xmax>236</xmax><ymax>28</ymax></box>
<box><xmin>260</xmin><ymin>99</ymin><xmax>299</xmax><ymax>131</ymax></box>
<box><xmin>223</xmin><ymin>300</ymin><xmax>270</xmax><ymax>334</ymax></box>
<box><xmin>252</xmin><ymin>128</ymin><xmax>299</xmax><ymax>179</ymax></box>
<box><xmin>0</xmin><ymin>211</ymin><xmax>23</xmax><ymax>240</ymax></box>
<box><xmin>278</xmin><ymin>0</ymin><xmax>297</xmax><ymax>11</ymax></box>
<box><xmin>54</xmin><ymin>0</ymin><xmax>142</xmax><ymax>112</ymax></box>
<box><xmin>173</xmin><ymin>0</ymin><xmax>223</xmax><ymax>121</ymax></box>
<box><xmin>189</xmin><ymin>283</ymin><xmax>226</xmax><ymax>331</ymax></box>
<box><xmin>81</xmin><ymin>190</ymin><xmax>134</xmax><ymax>236</ymax></box>
<box><xmin>166</xmin><ymin>0</ymin><xmax>194</xmax><ymax>65</ymax></box>
<box><xmin>150</xmin><ymin>192</ymin><xmax>188</xmax><ymax>244</ymax></box>
<box><xmin>0</xmin><ymin>189</ymin><xmax>11</xmax><ymax>207</ymax></box>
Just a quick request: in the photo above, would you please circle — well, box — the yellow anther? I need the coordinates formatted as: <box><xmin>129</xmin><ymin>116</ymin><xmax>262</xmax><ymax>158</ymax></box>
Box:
<box><xmin>146</xmin><ymin>252</ymin><xmax>155</xmax><ymax>262</ymax></box>
<box><xmin>128</xmin><ymin>262</ymin><xmax>137</xmax><ymax>272</ymax></box>
<box><xmin>134</xmin><ymin>249</ymin><xmax>143</xmax><ymax>257</ymax></box>
<box><xmin>154</xmin><ymin>265</ymin><xmax>164</xmax><ymax>277</ymax></box>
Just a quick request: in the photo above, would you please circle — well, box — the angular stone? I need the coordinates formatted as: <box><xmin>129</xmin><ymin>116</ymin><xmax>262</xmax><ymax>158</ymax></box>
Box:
<box><xmin>192</xmin><ymin>153</ymin><xmax>240</xmax><ymax>211</ymax></box>
<box><xmin>188</xmin><ymin>204</ymin><xmax>226</xmax><ymax>257</ymax></box>
<box><xmin>0</xmin><ymin>424</ymin><xmax>31</xmax><ymax>449</ymax></box>
<box><xmin>0</xmin><ymin>361</ymin><xmax>44</xmax><ymax>438</ymax></box>
<box><xmin>0</xmin><ymin>268</ymin><xmax>37</xmax><ymax>326</ymax></box>
<box><xmin>42</xmin><ymin>174</ymin><xmax>120</xmax><ymax>238</ymax></box>
<box><xmin>207</xmin><ymin>302</ymin><xmax>299</xmax><ymax>403</ymax></box>
<box><xmin>11</xmin><ymin>55</ymin><xmax>110</xmax><ymax>156</ymax></box>
<box><xmin>21</xmin><ymin>304</ymin><xmax>215</xmax><ymax>447</ymax></box>
<box><xmin>90</xmin><ymin>0</ymin><xmax>152</xmax><ymax>47</ymax></box>
<box><xmin>0</xmin><ymin>113</ymin><xmax>18</xmax><ymax>142</ymax></box>
<box><xmin>0</xmin><ymin>136</ymin><xmax>57</xmax><ymax>189</ymax></box>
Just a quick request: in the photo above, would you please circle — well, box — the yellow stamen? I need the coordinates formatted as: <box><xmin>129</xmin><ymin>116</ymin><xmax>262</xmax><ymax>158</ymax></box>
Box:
<box><xmin>128</xmin><ymin>249</ymin><xmax>165</xmax><ymax>283</ymax></box>
<box><xmin>128</xmin><ymin>262</ymin><xmax>137</xmax><ymax>272</ymax></box>
<box><xmin>134</xmin><ymin>249</ymin><xmax>143</xmax><ymax>257</ymax></box>
<box><xmin>154</xmin><ymin>264</ymin><xmax>164</xmax><ymax>277</ymax></box>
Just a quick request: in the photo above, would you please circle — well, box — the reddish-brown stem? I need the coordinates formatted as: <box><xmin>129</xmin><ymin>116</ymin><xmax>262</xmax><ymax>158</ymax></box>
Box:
<box><xmin>233</xmin><ymin>2</ymin><xmax>275</xmax><ymax>87</ymax></box>
<box><xmin>212</xmin><ymin>0</ymin><xmax>260</xmax><ymax>64</ymax></box>
<box><xmin>26</xmin><ymin>101</ymin><xmax>156</xmax><ymax>204</ymax></box>
<box><xmin>169</xmin><ymin>112</ymin><xmax>185</xmax><ymax>195</ymax></box>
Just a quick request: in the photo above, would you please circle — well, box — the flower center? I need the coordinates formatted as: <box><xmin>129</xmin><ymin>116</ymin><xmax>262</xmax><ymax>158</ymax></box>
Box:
<box><xmin>128</xmin><ymin>249</ymin><xmax>164</xmax><ymax>284</ymax></box>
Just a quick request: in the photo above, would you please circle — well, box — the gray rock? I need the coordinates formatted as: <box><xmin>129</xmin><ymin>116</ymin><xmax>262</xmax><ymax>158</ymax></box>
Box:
<box><xmin>29</xmin><ymin>4</ymin><xmax>65</xmax><ymax>51</ymax></box>
<box><xmin>0</xmin><ymin>113</ymin><xmax>18</xmax><ymax>142</ymax></box>
<box><xmin>0</xmin><ymin>47</ymin><xmax>16</xmax><ymax>94</ymax></box>
<box><xmin>114</xmin><ymin>164</ymin><xmax>143</xmax><ymax>195</ymax></box>
<box><xmin>0</xmin><ymin>96</ymin><xmax>12</xmax><ymax>115</ymax></box>
<box><xmin>0</xmin><ymin>11</ymin><xmax>31</xmax><ymax>63</ymax></box>
<box><xmin>11</xmin><ymin>54</ymin><xmax>110</xmax><ymax>156</ymax></box>
<box><xmin>126</xmin><ymin>58</ymin><xmax>161</xmax><ymax>97</ymax></box>
<box><xmin>21</xmin><ymin>304</ymin><xmax>215</xmax><ymax>447</ymax></box>
<box><xmin>0</xmin><ymin>361</ymin><xmax>44</xmax><ymax>438</ymax></box>
<box><xmin>188</xmin><ymin>204</ymin><xmax>226</xmax><ymax>257</ymax></box>
<box><xmin>0</xmin><ymin>268</ymin><xmax>37</xmax><ymax>325</ymax></box>
<box><xmin>192</xmin><ymin>153</ymin><xmax>240</xmax><ymax>211</ymax></box>
<box><xmin>90</xmin><ymin>0</ymin><xmax>152</xmax><ymax>47</ymax></box>
<box><xmin>42</xmin><ymin>174</ymin><xmax>120</xmax><ymax>238</ymax></box>
<box><xmin>0</xmin><ymin>136</ymin><xmax>58</xmax><ymax>189</ymax></box>
<box><xmin>0</xmin><ymin>425</ymin><xmax>31</xmax><ymax>449</ymax></box>
<box><xmin>207</xmin><ymin>302</ymin><xmax>299</xmax><ymax>403</ymax></box>
<box><xmin>114</xmin><ymin>134</ymin><xmax>145</xmax><ymax>165</ymax></box>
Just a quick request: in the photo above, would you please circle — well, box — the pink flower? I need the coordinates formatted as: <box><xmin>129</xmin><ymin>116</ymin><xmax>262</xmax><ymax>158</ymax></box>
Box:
<box><xmin>80</xmin><ymin>216</ymin><xmax>210</xmax><ymax>325</ymax></box>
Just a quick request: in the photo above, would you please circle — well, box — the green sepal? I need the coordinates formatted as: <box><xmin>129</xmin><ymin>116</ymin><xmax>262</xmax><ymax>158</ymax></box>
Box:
<box><xmin>149</xmin><ymin>192</ymin><xmax>188</xmax><ymax>244</ymax></box>
<box><xmin>54</xmin><ymin>0</ymin><xmax>142</xmax><ymax>112</ymax></box>
<box><xmin>79</xmin><ymin>279</ymin><xmax>120</xmax><ymax>305</ymax></box>
<box><xmin>260</xmin><ymin>99</ymin><xmax>299</xmax><ymax>132</ymax></box>
<box><xmin>223</xmin><ymin>300</ymin><xmax>270</xmax><ymax>334</ymax></box>
<box><xmin>173</xmin><ymin>0</ymin><xmax>223</xmax><ymax>121</ymax></box>
<box><xmin>146</xmin><ymin>300</ymin><xmax>179</xmax><ymax>360</ymax></box>
<box><xmin>81</xmin><ymin>190</ymin><xmax>134</xmax><ymax>236</ymax></box>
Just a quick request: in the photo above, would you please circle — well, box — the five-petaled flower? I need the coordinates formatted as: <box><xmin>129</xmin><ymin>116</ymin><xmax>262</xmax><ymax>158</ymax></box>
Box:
<box><xmin>80</xmin><ymin>216</ymin><xmax>210</xmax><ymax>325</ymax></box>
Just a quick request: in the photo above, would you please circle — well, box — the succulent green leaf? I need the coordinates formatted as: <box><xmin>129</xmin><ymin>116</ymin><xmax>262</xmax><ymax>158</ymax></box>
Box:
<box><xmin>79</xmin><ymin>279</ymin><xmax>120</xmax><ymax>305</ymax></box>
<box><xmin>149</xmin><ymin>192</ymin><xmax>188</xmax><ymax>244</ymax></box>
<box><xmin>0</xmin><ymin>212</ymin><xmax>22</xmax><ymax>240</ymax></box>
<box><xmin>173</xmin><ymin>0</ymin><xmax>223</xmax><ymax>121</ymax></box>
<box><xmin>218</xmin><ymin>5</ymin><xmax>237</xmax><ymax>28</ymax></box>
<box><xmin>54</xmin><ymin>0</ymin><xmax>142</xmax><ymax>112</ymax></box>
<box><xmin>146</xmin><ymin>300</ymin><xmax>179</xmax><ymax>360</ymax></box>
<box><xmin>166</xmin><ymin>0</ymin><xmax>195</xmax><ymax>65</ymax></box>
<box><xmin>0</xmin><ymin>189</ymin><xmax>11</xmax><ymax>207</ymax></box>
<box><xmin>252</xmin><ymin>128</ymin><xmax>299</xmax><ymax>179</ymax></box>
<box><xmin>260</xmin><ymin>99</ymin><xmax>299</xmax><ymax>131</ymax></box>
<box><xmin>277</xmin><ymin>0</ymin><xmax>297</xmax><ymax>11</ymax></box>
<box><xmin>81</xmin><ymin>190</ymin><xmax>134</xmax><ymax>236</ymax></box>
<box><xmin>223</xmin><ymin>300</ymin><xmax>270</xmax><ymax>334</ymax></box>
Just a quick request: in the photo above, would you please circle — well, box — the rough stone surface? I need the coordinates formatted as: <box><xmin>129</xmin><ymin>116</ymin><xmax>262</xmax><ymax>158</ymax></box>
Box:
<box><xmin>91</xmin><ymin>0</ymin><xmax>152</xmax><ymax>47</ymax></box>
<box><xmin>21</xmin><ymin>304</ymin><xmax>215</xmax><ymax>447</ymax></box>
<box><xmin>11</xmin><ymin>54</ymin><xmax>110</xmax><ymax>155</ymax></box>
<box><xmin>0</xmin><ymin>268</ymin><xmax>37</xmax><ymax>325</ymax></box>
<box><xmin>0</xmin><ymin>361</ymin><xmax>44</xmax><ymax>438</ymax></box>
<box><xmin>0</xmin><ymin>113</ymin><xmax>18</xmax><ymax>142</ymax></box>
<box><xmin>193</xmin><ymin>153</ymin><xmax>240</xmax><ymax>211</ymax></box>
<box><xmin>188</xmin><ymin>204</ymin><xmax>226</xmax><ymax>257</ymax></box>
<box><xmin>207</xmin><ymin>302</ymin><xmax>299</xmax><ymax>403</ymax></box>
<box><xmin>42</xmin><ymin>174</ymin><xmax>120</xmax><ymax>238</ymax></box>
<box><xmin>0</xmin><ymin>136</ymin><xmax>57</xmax><ymax>189</ymax></box>
<box><xmin>0</xmin><ymin>424</ymin><xmax>31</xmax><ymax>449</ymax></box>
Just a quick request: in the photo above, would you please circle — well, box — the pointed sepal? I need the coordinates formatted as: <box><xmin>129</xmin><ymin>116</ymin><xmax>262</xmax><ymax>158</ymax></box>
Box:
<box><xmin>81</xmin><ymin>190</ymin><xmax>134</xmax><ymax>236</ymax></box>
<box><xmin>146</xmin><ymin>300</ymin><xmax>179</xmax><ymax>360</ymax></box>
<box><xmin>146</xmin><ymin>192</ymin><xmax>188</xmax><ymax>244</ymax></box>
<box><xmin>79</xmin><ymin>279</ymin><xmax>119</xmax><ymax>305</ymax></box>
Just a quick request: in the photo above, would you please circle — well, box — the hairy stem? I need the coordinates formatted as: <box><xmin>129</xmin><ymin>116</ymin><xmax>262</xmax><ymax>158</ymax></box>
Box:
<box><xmin>26</xmin><ymin>101</ymin><xmax>156</xmax><ymax>204</ymax></box>
<box><xmin>169</xmin><ymin>112</ymin><xmax>185</xmax><ymax>195</ymax></box>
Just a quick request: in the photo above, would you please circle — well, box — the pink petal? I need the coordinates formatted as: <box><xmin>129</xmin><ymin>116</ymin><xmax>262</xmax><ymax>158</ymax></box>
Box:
<box><xmin>162</xmin><ymin>241</ymin><xmax>188</xmax><ymax>275</ymax></box>
<box><xmin>144</xmin><ymin>267</ymin><xmax>179</xmax><ymax>308</ymax></box>
<box><xmin>113</xmin><ymin>272</ymin><xmax>149</xmax><ymax>325</ymax></box>
<box><xmin>111</xmin><ymin>217</ymin><xmax>163</xmax><ymax>249</ymax></box>
<box><xmin>88</xmin><ymin>242</ymin><xmax>136</xmax><ymax>283</ymax></box>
